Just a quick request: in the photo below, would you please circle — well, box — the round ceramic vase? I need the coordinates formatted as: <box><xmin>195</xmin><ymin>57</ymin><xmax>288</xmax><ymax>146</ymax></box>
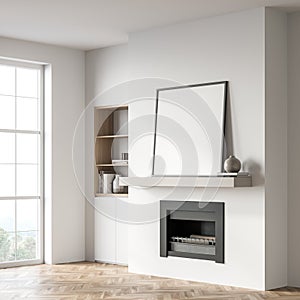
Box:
<box><xmin>224</xmin><ymin>155</ymin><xmax>241</xmax><ymax>173</ymax></box>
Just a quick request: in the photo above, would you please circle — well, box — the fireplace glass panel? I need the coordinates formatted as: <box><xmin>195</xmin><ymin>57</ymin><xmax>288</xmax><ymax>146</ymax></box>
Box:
<box><xmin>168</xmin><ymin>219</ymin><xmax>216</xmax><ymax>256</ymax></box>
<box><xmin>169</xmin><ymin>219</ymin><xmax>215</xmax><ymax>239</ymax></box>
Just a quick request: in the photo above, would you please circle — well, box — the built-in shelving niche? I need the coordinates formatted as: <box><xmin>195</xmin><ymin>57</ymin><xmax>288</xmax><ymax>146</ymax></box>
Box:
<box><xmin>94</xmin><ymin>105</ymin><xmax>128</xmax><ymax>196</ymax></box>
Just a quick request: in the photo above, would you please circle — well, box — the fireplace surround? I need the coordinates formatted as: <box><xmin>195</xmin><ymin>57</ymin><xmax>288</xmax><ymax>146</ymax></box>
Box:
<box><xmin>160</xmin><ymin>201</ymin><xmax>224</xmax><ymax>263</ymax></box>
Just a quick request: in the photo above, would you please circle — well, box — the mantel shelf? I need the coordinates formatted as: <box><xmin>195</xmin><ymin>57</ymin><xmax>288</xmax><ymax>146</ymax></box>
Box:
<box><xmin>119</xmin><ymin>176</ymin><xmax>252</xmax><ymax>188</ymax></box>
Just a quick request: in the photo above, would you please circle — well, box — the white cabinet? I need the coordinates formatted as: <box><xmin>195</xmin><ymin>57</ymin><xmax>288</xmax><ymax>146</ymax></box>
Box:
<box><xmin>94</xmin><ymin>197</ymin><xmax>128</xmax><ymax>265</ymax></box>
<box><xmin>116</xmin><ymin>198</ymin><xmax>128</xmax><ymax>264</ymax></box>
<box><xmin>94</xmin><ymin>197</ymin><xmax>116</xmax><ymax>263</ymax></box>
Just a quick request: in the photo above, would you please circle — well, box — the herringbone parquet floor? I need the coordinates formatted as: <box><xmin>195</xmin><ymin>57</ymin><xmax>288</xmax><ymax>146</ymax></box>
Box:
<box><xmin>0</xmin><ymin>262</ymin><xmax>299</xmax><ymax>300</ymax></box>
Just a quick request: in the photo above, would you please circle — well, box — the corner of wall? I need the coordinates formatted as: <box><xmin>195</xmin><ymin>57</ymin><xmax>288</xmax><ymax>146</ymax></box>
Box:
<box><xmin>265</xmin><ymin>7</ymin><xmax>288</xmax><ymax>290</ymax></box>
<box><xmin>287</xmin><ymin>11</ymin><xmax>300</xmax><ymax>288</ymax></box>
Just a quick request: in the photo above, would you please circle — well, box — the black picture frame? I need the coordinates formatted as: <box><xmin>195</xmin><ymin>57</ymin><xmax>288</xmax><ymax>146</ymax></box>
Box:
<box><xmin>152</xmin><ymin>81</ymin><xmax>228</xmax><ymax>176</ymax></box>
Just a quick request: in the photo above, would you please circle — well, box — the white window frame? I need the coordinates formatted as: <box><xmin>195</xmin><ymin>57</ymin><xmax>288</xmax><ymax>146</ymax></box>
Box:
<box><xmin>0</xmin><ymin>58</ymin><xmax>44</xmax><ymax>268</ymax></box>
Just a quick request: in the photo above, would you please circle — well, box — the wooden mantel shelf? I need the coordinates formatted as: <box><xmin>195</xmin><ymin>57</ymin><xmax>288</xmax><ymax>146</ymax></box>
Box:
<box><xmin>119</xmin><ymin>175</ymin><xmax>252</xmax><ymax>188</ymax></box>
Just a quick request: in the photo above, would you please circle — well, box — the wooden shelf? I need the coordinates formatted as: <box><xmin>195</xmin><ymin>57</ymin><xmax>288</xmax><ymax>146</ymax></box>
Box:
<box><xmin>95</xmin><ymin>105</ymin><xmax>128</xmax><ymax>111</ymax></box>
<box><xmin>96</xmin><ymin>164</ymin><xmax>128</xmax><ymax>167</ymax></box>
<box><xmin>96</xmin><ymin>134</ymin><xmax>128</xmax><ymax>139</ymax></box>
<box><xmin>95</xmin><ymin>193</ymin><xmax>128</xmax><ymax>197</ymax></box>
<box><xmin>119</xmin><ymin>176</ymin><xmax>252</xmax><ymax>188</ymax></box>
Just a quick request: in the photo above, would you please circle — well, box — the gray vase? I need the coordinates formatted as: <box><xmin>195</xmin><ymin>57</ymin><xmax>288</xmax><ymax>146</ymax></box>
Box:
<box><xmin>224</xmin><ymin>155</ymin><xmax>241</xmax><ymax>173</ymax></box>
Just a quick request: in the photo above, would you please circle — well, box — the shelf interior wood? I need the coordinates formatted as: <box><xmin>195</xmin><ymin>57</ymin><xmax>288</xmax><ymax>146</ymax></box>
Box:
<box><xmin>95</xmin><ymin>105</ymin><xmax>128</xmax><ymax>111</ymax></box>
<box><xmin>96</xmin><ymin>134</ymin><xmax>128</xmax><ymax>139</ymax></box>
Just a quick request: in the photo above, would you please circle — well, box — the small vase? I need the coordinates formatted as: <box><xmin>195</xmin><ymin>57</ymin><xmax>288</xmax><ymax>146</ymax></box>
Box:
<box><xmin>224</xmin><ymin>155</ymin><xmax>241</xmax><ymax>173</ymax></box>
<box><xmin>113</xmin><ymin>174</ymin><xmax>121</xmax><ymax>194</ymax></box>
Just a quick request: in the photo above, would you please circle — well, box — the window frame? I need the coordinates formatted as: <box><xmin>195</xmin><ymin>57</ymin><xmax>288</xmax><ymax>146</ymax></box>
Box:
<box><xmin>0</xmin><ymin>58</ymin><xmax>44</xmax><ymax>267</ymax></box>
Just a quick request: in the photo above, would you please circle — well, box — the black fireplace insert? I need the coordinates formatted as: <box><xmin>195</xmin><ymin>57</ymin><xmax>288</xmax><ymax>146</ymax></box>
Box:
<box><xmin>160</xmin><ymin>201</ymin><xmax>224</xmax><ymax>263</ymax></box>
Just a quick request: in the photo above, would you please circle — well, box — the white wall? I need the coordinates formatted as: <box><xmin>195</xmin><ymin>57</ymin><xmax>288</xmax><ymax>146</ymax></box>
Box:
<box><xmin>85</xmin><ymin>45</ymin><xmax>129</xmax><ymax>261</ymax></box>
<box><xmin>127</xmin><ymin>8</ymin><xmax>266</xmax><ymax>290</ymax></box>
<box><xmin>265</xmin><ymin>9</ymin><xmax>288</xmax><ymax>289</ymax></box>
<box><xmin>84</xmin><ymin>7</ymin><xmax>291</xmax><ymax>290</ymax></box>
<box><xmin>0</xmin><ymin>37</ymin><xmax>85</xmax><ymax>264</ymax></box>
<box><xmin>287</xmin><ymin>12</ymin><xmax>300</xmax><ymax>288</ymax></box>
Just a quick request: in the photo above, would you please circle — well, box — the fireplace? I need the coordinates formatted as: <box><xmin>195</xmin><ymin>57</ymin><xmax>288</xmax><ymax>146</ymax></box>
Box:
<box><xmin>160</xmin><ymin>201</ymin><xmax>224</xmax><ymax>263</ymax></box>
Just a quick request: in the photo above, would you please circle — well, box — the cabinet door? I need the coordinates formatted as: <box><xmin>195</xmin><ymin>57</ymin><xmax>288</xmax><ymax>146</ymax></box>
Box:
<box><xmin>94</xmin><ymin>197</ymin><xmax>116</xmax><ymax>263</ymax></box>
<box><xmin>116</xmin><ymin>198</ymin><xmax>128</xmax><ymax>265</ymax></box>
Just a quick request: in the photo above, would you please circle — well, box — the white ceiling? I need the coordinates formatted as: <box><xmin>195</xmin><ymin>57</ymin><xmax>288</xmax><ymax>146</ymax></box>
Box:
<box><xmin>0</xmin><ymin>0</ymin><xmax>300</xmax><ymax>50</ymax></box>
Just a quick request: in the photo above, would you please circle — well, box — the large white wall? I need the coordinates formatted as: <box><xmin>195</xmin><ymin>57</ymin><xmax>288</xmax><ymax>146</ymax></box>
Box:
<box><xmin>127</xmin><ymin>8</ymin><xmax>266</xmax><ymax>290</ymax></box>
<box><xmin>0</xmin><ymin>37</ymin><xmax>85</xmax><ymax>264</ymax></box>
<box><xmin>84</xmin><ymin>7</ymin><xmax>291</xmax><ymax>290</ymax></box>
<box><xmin>287</xmin><ymin>12</ymin><xmax>300</xmax><ymax>288</ymax></box>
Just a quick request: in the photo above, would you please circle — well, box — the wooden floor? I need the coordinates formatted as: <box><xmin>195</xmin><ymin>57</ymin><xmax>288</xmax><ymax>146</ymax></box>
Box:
<box><xmin>0</xmin><ymin>262</ymin><xmax>299</xmax><ymax>299</ymax></box>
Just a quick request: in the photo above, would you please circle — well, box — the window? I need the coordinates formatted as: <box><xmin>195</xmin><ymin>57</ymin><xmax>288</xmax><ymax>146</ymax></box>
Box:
<box><xmin>0</xmin><ymin>60</ymin><xmax>43</xmax><ymax>266</ymax></box>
